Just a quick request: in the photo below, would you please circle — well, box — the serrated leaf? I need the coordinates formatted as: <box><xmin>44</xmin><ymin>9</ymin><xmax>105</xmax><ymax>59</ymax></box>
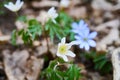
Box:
<box><xmin>17</xmin><ymin>16</ymin><xmax>27</xmax><ymax>22</ymax></box>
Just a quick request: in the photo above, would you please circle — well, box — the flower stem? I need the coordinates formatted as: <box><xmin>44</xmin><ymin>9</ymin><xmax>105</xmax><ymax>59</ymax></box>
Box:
<box><xmin>42</xmin><ymin>25</ymin><xmax>49</xmax><ymax>52</ymax></box>
<box><xmin>53</xmin><ymin>62</ymin><xmax>59</xmax><ymax>70</ymax></box>
<box><xmin>15</xmin><ymin>12</ymin><xmax>19</xmax><ymax>17</ymax></box>
<box><xmin>45</xmin><ymin>35</ymin><xmax>49</xmax><ymax>52</ymax></box>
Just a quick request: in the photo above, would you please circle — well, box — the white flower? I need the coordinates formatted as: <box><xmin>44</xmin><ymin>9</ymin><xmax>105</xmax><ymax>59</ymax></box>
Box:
<box><xmin>57</xmin><ymin>37</ymin><xmax>76</xmax><ymax>62</ymax></box>
<box><xmin>4</xmin><ymin>0</ymin><xmax>24</xmax><ymax>12</ymax></box>
<box><xmin>60</xmin><ymin>0</ymin><xmax>70</xmax><ymax>8</ymax></box>
<box><xmin>47</xmin><ymin>7</ymin><xmax>58</xmax><ymax>23</ymax></box>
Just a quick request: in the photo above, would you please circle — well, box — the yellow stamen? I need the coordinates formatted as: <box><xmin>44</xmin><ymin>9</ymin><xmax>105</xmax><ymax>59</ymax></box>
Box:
<box><xmin>58</xmin><ymin>44</ymin><xmax>67</xmax><ymax>54</ymax></box>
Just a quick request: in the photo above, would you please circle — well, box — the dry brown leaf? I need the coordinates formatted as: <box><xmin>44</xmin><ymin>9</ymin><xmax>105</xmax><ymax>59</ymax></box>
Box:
<box><xmin>112</xmin><ymin>47</ymin><xmax>120</xmax><ymax>80</ymax></box>
<box><xmin>0</xmin><ymin>35</ymin><xmax>11</xmax><ymax>42</ymax></box>
<box><xmin>15</xmin><ymin>21</ymin><xmax>27</xmax><ymax>30</ymax></box>
<box><xmin>26</xmin><ymin>56</ymin><xmax>44</xmax><ymax>80</ymax></box>
<box><xmin>94</xmin><ymin>19</ymin><xmax>119</xmax><ymax>31</ymax></box>
<box><xmin>68</xmin><ymin>7</ymin><xmax>87</xmax><ymax>19</ymax></box>
<box><xmin>3</xmin><ymin>49</ymin><xmax>44</xmax><ymax>80</ymax></box>
<box><xmin>92</xmin><ymin>0</ymin><xmax>120</xmax><ymax>11</ymax></box>
<box><xmin>96</xmin><ymin>29</ymin><xmax>120</xmax><ymax>51</ymax></box>
<box><xmin>93</xmin><ymin>19</ymin><xmax>120</xmax><ymax>51</ymax></box>
<box><xmin>3</xmin><ymin>50</ymin><xmax>29</xmax><ymax>80</ymax></box>
<box><xmin>32</xmin><ymin>1</ymin><xmax>59</xmax><ymax>8</ymax></box>
<box><xmin>36</xmin><ymin>11</ymin><xmax>49</xmax><ymax>25</ymax></box>
<box><xmin>35</xmin><ymin>38</ymin><xmax>57</xmax><ymax>57</ymax></box>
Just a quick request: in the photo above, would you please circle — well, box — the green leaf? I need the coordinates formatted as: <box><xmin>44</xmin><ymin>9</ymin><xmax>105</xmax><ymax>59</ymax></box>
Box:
<box><xmin>11</xmin><ymin>30</ymin><xmax>17</xmax><ymax>45</ymax></box>
<box><xmin>66</xmin><ymin>64</ymin><xmax>81</xmax><ymax>80</ymax></box>
<box><xmin>17</xmin><ymin>16</ymin><xmax>27</xmax><ymax>22</ymax></box>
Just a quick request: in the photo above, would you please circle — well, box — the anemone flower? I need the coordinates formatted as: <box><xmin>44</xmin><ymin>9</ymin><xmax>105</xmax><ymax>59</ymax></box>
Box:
<box><xmin>47</xmin><ymin>7</ymin><xmax>58</xmax><ymax>23</ymax></box>
<box><xmin>71</xmin><ymin>20</ymin><xmax>89</xmax><ymax>34</ymax></box>
<box><xmin>4</xmin><ymin>0</ymin><xmax>24</xmax><ymax>12</ymax></box>
<box><xmin>75</xmin><ymin>30</ymin><xmax>97</xmax><ymax>51</ymax></box>
<box><xmin>57</xmin><ymin>37</ymin><xmax>76</xmax><ymax>62</ymax></box>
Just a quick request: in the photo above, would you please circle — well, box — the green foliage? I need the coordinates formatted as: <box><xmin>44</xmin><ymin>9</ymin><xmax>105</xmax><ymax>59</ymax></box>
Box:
<box><xmin>57</xmin><ymin>11</ymin><xmax>74</xmax><ymax>40</ymax></box>
<box><xmin>11</xmin><ymin>30</ymin><xmax>17</xmax><ymax>45</ymax></box>
<box><xmin>45</xmin><ymin>11</ymin><xmax>74</xmax><ymax>42</ymax></box>
<box><xmin>93</xmin><ymin>54</ymin><xmax>112</xmax><ymax>74</ymax></box>
<box><xmin>17</xmin><ymin>16</ymin><xmax>27</xmax><ymax>23</ymax></box>
<box><xmin>11</xmin><ymin>16</ymin><xmax>42</xmax><ymax>44</ymax></box>
<box><xmin>45</xmin><ymin>20</ymin><xmax>66</xmax><ymax>41</ymax></box>
<box><xmin>41</xmin><ymin>59</ymin><xmax>82</xmax><ymax>80</ymax></box>
<box><xmin>85</xmin><ymin>51</ymin><xmax>112</xmax><ymax>74</ymax></box>
<box><xmin>11</xmin><ymin>11</ymin><xmax>74</xmax><ymax>45</ymax></box>
<box><xmin>0</xmin><ymin>0</ymin><xmax>11</xmax><ymax>15</ymax></box>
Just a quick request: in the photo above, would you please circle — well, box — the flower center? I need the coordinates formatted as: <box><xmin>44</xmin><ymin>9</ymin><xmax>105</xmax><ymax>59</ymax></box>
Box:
<box><xmin>58</xmin><ymin>44</ymin><xmax>67</xmax><ymax>54</ymax></box>
<box><xmin>83</xmin><ymin>38</ymin><xmax>88</xmax><ymax>41</ymax></box>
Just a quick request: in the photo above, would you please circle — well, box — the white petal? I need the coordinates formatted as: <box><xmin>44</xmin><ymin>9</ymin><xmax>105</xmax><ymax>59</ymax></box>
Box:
<box><xmin>56</xmin><ymin>52</ymin><xmax>62</xmax><ymax>57</ymax></box>
<box><xmin>57</xmin><ymin>53</ymin><xmax>68</xmax><ymax>62</ymax></box>
<box><xmin>4</xmin><ymin>4</ymin><xmax>10</xmax><ymax>9</ymax></box>
<box><xmin>54</xmin><ymin>13</ymin><xmax>58</xmax><ymax>18</ymax></box>
<box><xmin>16</xmin><ymin>0</ymin><xmax>20</xmax><ymax>5</ymax></box>
<box><xmin>69</xmin><ymin>41</ymin><xmax>81</xmax><ymax>45</ymax></box>
<box><xmin>19</xmin><ymin>1</ymin><xmax>24</xmax><ymax>8</ymax></box>
<box><xmin>84</xmin><ymin>42</ymin><xmax>90</xmax><ymax>51</ymax></box>
<box><xmin>52</xmin><ymin>19</ymin><xmax>57</xmax><ymax>24</ymax></box>
<box><xmin>88</xmin><ymin>40</ymin><xmax>96</xmax><ymax>47</ymax></box>
<box><xmin>62</xmin><ymin>55</ymin><xmax>68</xmax><ymax>62</ymax></box>
<box><xmin>61</xmin><ymin>37</ymin><xmax>66</xmax><ymax>44</ymax></box>
<box><xmin>66</xmin><ymin>51</ymin><xmax>76</xmax><ymax>57</ymax></box>
<box><xmin>60</xmin><ymin>0</ymin><xmax>70</xmax><ymax>7</ymax></box>
<box><xmin>4</xmin><ymin>4</ymin><xmax>14</xmax><ymax>11</ymax></box>
<box><xmin>88</xmin><ymin>31</ymin><xmax>97</xmax><ymax>39</ymax></box>
<box><xmin>8</xmin><ymin>2</ymin><xmax>14</xmax><ymax>6</ymax></box>
<box><xmin>66</xmin><ymin>44</ymin><xmax>71</xmax><ymax>49</ymax></box>
<box><xmin>48</xmin><ymin>7</ymin><xmax>55</xmax><ymax>14</ymax></box>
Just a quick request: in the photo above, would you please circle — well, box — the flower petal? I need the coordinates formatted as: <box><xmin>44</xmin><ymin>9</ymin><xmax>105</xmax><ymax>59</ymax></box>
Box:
<box><xmin>88</xmin><ymin>40</ymin><xmax>96</xmax><ymax>47</ymax></box>
<box><xmin>62</xmin><ymin>55</ymin><xmax>68</xmax><ymax>62</ymax></box>
<box><xmin>19</xmin><ymin>1</ymin><xmax>24</xmax><ymax>8</ymax></box>
<box><xmin>16</xmin><ymin>0</ymin><xmax>20</xmax><ymax>5</ymax></box>
<box><xmin>88</xmin><ymin>31</ymin><xmax>97</xmax><ymax>39</ymax></box>
<box><xmin>52</xmin><ymin>19</ymin><xmax>56</xmax><ymax>24</ymax></box>
<box><xmin>84</xmin><ymin>42</ymin><xmax>90</xmax><ymax>51</ymax></box>
<box><xmin>66</xmin><ymin>51</ymin><xmax>76</xmax><ymax>57</ymax></box>
<box><xmin>61</xmin><ymin>37</ymin><xmax>66</xmax><ymax>44</ymax></box>
<box><xmin>71</xmin><ymin>22</ymin><xmax>78</xmax><ymax>29</ymax></box>
<box><xmin>4</xmin><ymin>4</ymin><xmax>14</xmax><ymax>11</ymax></box>
<box><xmin>69</xmin><ymin>41</ymin><xmax>80</xmax><ymax>45</ymax></box>
<box><xmin>71</xmin><ymin>29</ymin><xmax>79</xmax><ymax>33</ymax></box>
<box><xmin>77</xmin><ymin>32</ymin><xmax>85</xmax><ymax>38</ymax></box>
<box><xmin>83</xmin><ymin>29</ymin><xmax>90</xmax><ymax>37</ymax></box>
<box><xmin>75</xmin><ymin>35</ymin><xmax>82</xmax><ymax>40</ymax></box>
<box><xmin>65</xmin><ymin>43</ymin><xmax>71</xmax><ymax>50</ymax></box>
<box><xmin>78</xmin><ymin>20</ymin><xmax>84</xmax><ymax>28</ymax></box>
<box><xmin>79</xmin><ymin>42</ymin><xmax>86</xmax><ymax>48</ymax></box>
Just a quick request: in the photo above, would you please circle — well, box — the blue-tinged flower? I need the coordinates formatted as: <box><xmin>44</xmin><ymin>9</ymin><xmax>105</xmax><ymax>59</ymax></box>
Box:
<box><xmin>74</xmin><ymin>30</ymin><xmax>97</xmax><ymax>51</ymax></box>
<box><xmin>4</xmin><ymin>0</ymin><xmax>24</xmax><ymax>12</ymax></box>
<box><xmin>57</xmin><ymin>37</ymin><xmax>76</xmax><ymax>62</ymax></box>
<box><xmin>71</xmin><ymin>20</ymin><xmax>89</xmax><ymax>34</ymax></box>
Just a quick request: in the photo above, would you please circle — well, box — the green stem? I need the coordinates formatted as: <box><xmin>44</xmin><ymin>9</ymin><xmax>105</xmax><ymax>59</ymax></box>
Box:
<box><xmin>15</xmin><ymin>12</ymin><xmax>19</xmax><ymax>17</ymax></box>
<box><xmin>42</xmin><ymin>25</ymin><xmax>49</xmax><ymax>52</ymax></box>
